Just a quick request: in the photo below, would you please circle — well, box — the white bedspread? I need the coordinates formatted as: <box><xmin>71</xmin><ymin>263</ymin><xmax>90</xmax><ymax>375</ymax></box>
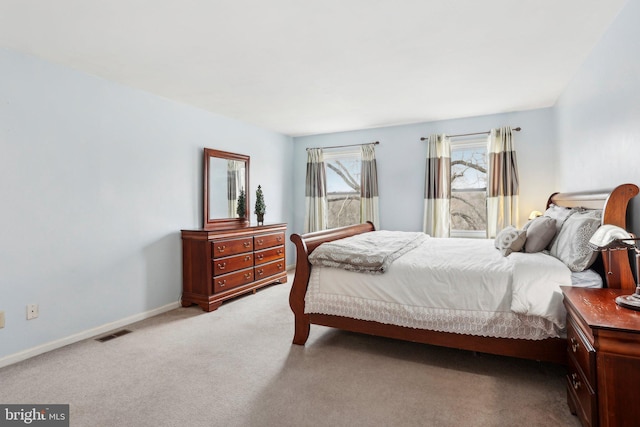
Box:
<box><xmin>305</xmin><ymin>237</ymin><xmax>573</xmax><ymax>339</ymax></box>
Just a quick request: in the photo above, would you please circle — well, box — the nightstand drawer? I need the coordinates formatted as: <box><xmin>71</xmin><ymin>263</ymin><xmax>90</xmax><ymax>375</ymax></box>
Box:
<box><xmin>567</xmin><ymin>315</ymin><xmax>596</xmax><ymax>385</ymax></box>
<box><xmin>211</xmin><ymin>237</ymin><xmax>253</xmax><ymax>258</ymax></box>
<box><xmin>567</xmin><ymin>359</ymin><xmax>597</xmax><ymax>427</ymax></box>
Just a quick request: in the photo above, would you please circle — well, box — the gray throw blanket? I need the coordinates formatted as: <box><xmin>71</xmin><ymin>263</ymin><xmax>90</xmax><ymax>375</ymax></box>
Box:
<box><xmin>308</xmin><ymin>230</ymin><xmax>428</xmax><ymax>274</ymax></box>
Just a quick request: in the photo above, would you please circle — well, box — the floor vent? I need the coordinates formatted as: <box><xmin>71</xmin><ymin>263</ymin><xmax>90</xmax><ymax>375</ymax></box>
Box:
<box><xmin>96</xmin><ymin>329</ymin><xmax>132</xmax><ymax>342</ymax></box>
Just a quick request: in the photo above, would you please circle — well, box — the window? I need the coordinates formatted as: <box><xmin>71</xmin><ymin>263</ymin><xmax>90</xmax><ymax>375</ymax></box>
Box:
<box><xmin>450</xmin><ymin>138</ymin><xmax>488</xmax><ymax>238</ymax></box>
<box><xmin>324</xmin><ymin>148</ymin><xmax>362</xmax><ymax>228</ymax></box>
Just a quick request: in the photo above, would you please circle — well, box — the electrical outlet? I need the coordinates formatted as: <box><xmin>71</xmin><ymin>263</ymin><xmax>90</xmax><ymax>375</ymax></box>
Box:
<box><xmin>27</xmin><ymin>304</ymin><xmax>39</xmax><ymax>320</ymax></box>
<box><xmin>0</xmin><ymin>311</ymin><xmax>5</xmax><ymax>328</ymax></box>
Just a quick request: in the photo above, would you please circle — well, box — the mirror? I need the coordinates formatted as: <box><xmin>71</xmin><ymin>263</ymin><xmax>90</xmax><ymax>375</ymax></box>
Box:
<box><xmin>204</xmin><ymin>148</ymin><xmax>250</xmax><ymax>230</ymax></box>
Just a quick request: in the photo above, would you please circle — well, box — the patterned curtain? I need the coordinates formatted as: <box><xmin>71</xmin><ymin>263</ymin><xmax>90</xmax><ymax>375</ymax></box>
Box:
<box><xmin>304</xmin><ymin>148</ymin><xmax>328</xmax><ymax>233</ymax></box>
<box><xmin>227</xmin><ymin>160</ymin><xmax>241</xmax><ymax>217</ymax></box>
<box><xmin>360</xmin><ymin>143</ymin><xmax>380</xmax><ymax>229</ymax></box>
<box><xmin>423</xmin><ymin>134</ymin><xmax>451</xmax><ymax>237</ymax></box>
<box><xmin>487</xmin><ymin>127</ymin><xmax>519</xmax><ymax>238</ymax></box>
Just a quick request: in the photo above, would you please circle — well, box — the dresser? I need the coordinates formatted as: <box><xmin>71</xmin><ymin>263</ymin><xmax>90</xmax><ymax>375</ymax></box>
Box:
<box><xmin>562</xmin><ymin>287</ymin><xmax>640</xmax><ymax>427</ymax></box>
<box><xmin>181</xmin><ymin>223</ymin><xmax>287</xmax><ymax>311</ymax></box>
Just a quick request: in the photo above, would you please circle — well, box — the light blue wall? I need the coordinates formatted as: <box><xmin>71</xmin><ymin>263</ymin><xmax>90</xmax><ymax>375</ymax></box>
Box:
<box><xmin>292</xmin><ymin>109</ymin><xmax>557</xmax><ymax>235</ymax></box>
<box><xmin>555</xmin><ymin>0</ymin><xmax>640</xmax><ymax>234</ymax></box>
<box><xmin>0</xmin><ymin>49</ymin><xmax>293</xmax><ymax>361</ymax></box>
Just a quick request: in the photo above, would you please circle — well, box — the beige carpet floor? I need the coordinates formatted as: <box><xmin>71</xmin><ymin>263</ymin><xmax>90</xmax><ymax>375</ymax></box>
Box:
<box><xmin>0</xmin><ymin>273</ymin><xmax>580</xmax><ymax>426</ymax></box>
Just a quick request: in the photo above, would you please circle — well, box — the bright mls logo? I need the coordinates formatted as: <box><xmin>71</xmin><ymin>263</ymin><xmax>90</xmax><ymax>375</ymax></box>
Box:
<box><xmin>0</xmin><ymin>405</ymin><xmax>68</xmax><ymax>426</ymax></box>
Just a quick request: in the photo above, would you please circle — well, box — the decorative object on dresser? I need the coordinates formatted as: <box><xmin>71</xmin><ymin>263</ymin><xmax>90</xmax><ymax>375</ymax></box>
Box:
<box><xmin>182</xmin><ymin>223</ymin><xmax>287</xmax><ymax>312</ymax></box>
<box><xmin>562</xmin><ymin>286</ymin><xmax>640</xmax><ymax>427</ymax></box>
<box><xmin>255</xmin><ymin>185</ymin><xmax>266</xmax><ymax>226</ymax></box>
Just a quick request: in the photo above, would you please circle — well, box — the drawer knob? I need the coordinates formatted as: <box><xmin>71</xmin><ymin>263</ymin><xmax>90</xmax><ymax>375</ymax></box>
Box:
<box><xmin>257</xmin><ymin>269</ymin><xmax>264</xmax><ymax>276</ymax></box>
<box><xmin>257</xmin><ymin>254</ymin><xmax>264</xmax><ymax>260</ymax></box>
<box><xmin>217</xmin><ymin>262</ymin><xmax>226</xmax><ymax>270</ymax></box>
<box><xmin>570</xmin><ymin>337</ymin><xmax>579</xmax><ymax>353</ymax></box>
<box><xmin>243</xmin><ymin>242</ymin><xmax>251</xmax><ymax>248</ymax></box>
<box><xmin>277</xmin><ymin>236</ymin><xmax>283</xmax><ymax>242</ymax></box>
<box><xmin>245</xmin><ymin>255</ymin><xmax>251</xmax><ymax>261</ymax></box>
<box><xmin>244</xmin><ymin>273</ymin><xmax>252</xmax><ymax>279</ymax></box>
<box><xmin>277</xmin><ymin>249</ymin><xmax>283</xmax><ymax>255</ymax></box>
<box><xmin>571</xmin><ymin>373</ymin><xmax>581</xmax><ymax>390</ymax></box>
<box><xmin>217</xmin><ymin>245</ymin><xmax>226</xmax><ymax>253</ymax></box>
<box><xmin>257</xmin><ymin>239</ymin><xmax>264</xmax><ymax>245</ymax></box>
<box><xmin>217</xmin><ymin>279</ymin><xmax>226</xmax><ymax>287</ymax></box>
<box><xmin>277</xmin><ymin>263</ymin><xmax>283</xmax><ymax>270</ymax></box>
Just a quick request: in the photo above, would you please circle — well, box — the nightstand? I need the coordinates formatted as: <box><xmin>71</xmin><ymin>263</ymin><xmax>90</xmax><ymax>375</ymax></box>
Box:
<box><xmin>562</xmin><ymin>287</ymin><xmax>640</xmax><ymax>427</ymax></box>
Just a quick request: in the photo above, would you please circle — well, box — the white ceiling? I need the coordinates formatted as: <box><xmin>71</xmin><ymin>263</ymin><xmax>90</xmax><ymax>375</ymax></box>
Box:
<box><xmin>0</xmin><ymin>0</ymin><xmax>627</xmax><ymax>136</ymax></box>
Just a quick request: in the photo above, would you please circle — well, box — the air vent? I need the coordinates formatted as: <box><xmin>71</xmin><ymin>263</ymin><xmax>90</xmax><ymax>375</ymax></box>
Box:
<box><xmin>96</xmin><ymin>329</ymin><xmax>132</xmax><ymax>342</ymax></box>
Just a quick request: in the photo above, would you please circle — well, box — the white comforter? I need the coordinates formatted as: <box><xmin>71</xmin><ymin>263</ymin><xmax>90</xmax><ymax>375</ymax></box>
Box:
<box><xmin>305</xmin><ymin>236</ymin><xmax>573</xmax><ymax>339</ymax></box>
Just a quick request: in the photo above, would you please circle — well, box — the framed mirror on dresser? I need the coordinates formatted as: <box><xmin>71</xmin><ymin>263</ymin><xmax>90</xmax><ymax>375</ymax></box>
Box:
<box><xmin>203</xmin><ymin>148</ymin><xmax>250</xmax><ymax>230</ymax></box>
<box><xmin>181</xmin><ymin>148</ymin><xmax>287</xmax><ymax>312</ymax></box>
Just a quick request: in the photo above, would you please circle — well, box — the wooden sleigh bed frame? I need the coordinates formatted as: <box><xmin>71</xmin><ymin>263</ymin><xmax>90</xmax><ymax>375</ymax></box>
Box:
<box><xmin>289</xmin><ymin>184</ymin><xmax>639</xmax><ymax>365</ymax></box>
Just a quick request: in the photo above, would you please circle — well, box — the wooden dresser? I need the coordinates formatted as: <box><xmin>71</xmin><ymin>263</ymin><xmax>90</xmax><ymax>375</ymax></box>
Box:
<box><xmin>562</xmin><ymin>286</ymin><xmax>640</xmax><ymax>427</ymax></box>
<box><xmin>181</xmin><ymin>223</ymin><xmax>287</xmax><ymax>311</ymax></box>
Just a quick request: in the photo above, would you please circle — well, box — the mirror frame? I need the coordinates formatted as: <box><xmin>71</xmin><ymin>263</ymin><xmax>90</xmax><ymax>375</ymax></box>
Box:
<box><xmin>203</xmin><ymin>148</ymin><xmax>250</xmax><ymax>230</ymax></box>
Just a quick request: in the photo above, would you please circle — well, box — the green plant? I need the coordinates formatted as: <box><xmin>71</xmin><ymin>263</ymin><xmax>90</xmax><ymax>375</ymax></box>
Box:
<box><xmin>255</xmin><ymin>185</ymin><xmax>266</xmax><ymax>216</ymax></box>
<box><xmin>236</xmin><ymin>188</ymin><xmax>246</xmax><ymax>218</ymax></box>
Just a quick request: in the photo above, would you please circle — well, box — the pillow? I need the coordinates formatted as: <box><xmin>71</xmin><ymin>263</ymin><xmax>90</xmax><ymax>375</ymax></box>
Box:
<box><xmin>524</xmin><ymin>216</ymin><xmax>557</xmax><ymax>253</ymax></box>
<box><xmin>543</xmin><ymin>204</ymin><xmax>576</xmax><ymax>236</ymax></box>
<box><xmin>549</xmin><ymin>209</ymin><xmax>602</xmax><ymax>271</ymax></box>
<box><xmin>495</xmin><ymin>226</ymin><xmax>527</xmax><ymax>256</ymax></box>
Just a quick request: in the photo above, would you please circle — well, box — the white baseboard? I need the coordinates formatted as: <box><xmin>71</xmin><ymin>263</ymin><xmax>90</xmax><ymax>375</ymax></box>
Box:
<box><xmin>0</xmin><ymin>301</ymin><xmax>181</xmax><ymax>369</ymax></box>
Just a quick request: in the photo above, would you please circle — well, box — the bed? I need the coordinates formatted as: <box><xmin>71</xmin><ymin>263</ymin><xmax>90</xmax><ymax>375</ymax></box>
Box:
<box><xmin>289</xmin><ymin>184</ymin><xmax>639</xmax><ymax>364</ymax></box>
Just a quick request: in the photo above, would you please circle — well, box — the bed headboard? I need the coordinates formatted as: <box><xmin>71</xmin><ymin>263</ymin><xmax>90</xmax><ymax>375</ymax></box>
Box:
<box><xmin>547</xmin><ymin>183</ymin><xmax>639</xmax><ymax>290</ymax></box>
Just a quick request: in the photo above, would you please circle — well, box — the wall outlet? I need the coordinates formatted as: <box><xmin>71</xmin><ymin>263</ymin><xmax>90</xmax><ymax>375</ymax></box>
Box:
<box><xmin>27</xmin><ymin>304</ymin><xmax>39</xmax><ymax>320</ymax></box>
<box><xmin>0</xmin><ymin>311</ymin><xmax>5</xmax><ymax>328</ymax></box>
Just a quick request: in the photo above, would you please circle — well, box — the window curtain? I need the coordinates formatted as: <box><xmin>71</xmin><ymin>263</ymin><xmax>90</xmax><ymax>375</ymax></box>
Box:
<box><xmin>304</xmin><ymin>148</ymin><xmax>328</xmax><ymax>233</ymax></box>
<box><xmin>486</xmin><ymin>126</ymin><xmax>519</xmax><ymax>238</ymax></box>
<box><xmin>360</xmin><ymin>143</ymin><xmax>380</xmax><ymax>229</ymax></box>
<box><xmin>227</xmin><ymin>160</ymin><xmax>242</xmax><ymax>217</ymax></box>
<box><xmin>423</xmin><ymin>134</ymin><xmax>451</xmax><ymax>237</ymax></box>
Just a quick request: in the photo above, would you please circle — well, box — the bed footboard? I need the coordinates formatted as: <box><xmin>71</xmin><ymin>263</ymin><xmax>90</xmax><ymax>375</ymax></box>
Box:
<box><xmin>288</xmin><ymin>222</ymin><xmax>376</xmax><ymax>345</ymax></box>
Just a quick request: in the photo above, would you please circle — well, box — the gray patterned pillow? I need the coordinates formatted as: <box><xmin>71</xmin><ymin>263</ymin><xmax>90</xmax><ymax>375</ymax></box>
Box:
<box><xmin>495</xmin><ymin>226</ymin><xmax>526</xmax><ymax>256</ymax></box>
<box><xmin>549</xmin><ymin>210</ymin><xmax>602</xmax><ymax>271</ymax></box>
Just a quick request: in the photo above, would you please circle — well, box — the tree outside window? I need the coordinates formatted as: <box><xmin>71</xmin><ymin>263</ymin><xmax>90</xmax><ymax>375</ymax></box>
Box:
<box><xmin>450</xmin><ymin>139</ymin><xmax>488</xmax><ymax>237</ymax></box>
<box><xmin>324</xmin><ymin>148</ymin><xmax>362</xmax><ymax>228</ymax></box>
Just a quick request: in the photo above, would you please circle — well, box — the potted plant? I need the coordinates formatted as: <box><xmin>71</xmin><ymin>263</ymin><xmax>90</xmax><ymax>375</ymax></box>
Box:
<box><xmin>255</xmin><ymin>185</ymin><xmax>266</xmax><ymax>225</ymax></box>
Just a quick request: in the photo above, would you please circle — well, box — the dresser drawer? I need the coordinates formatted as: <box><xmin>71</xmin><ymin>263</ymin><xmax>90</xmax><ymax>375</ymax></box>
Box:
<box><xmin>255</xmin><ymin>259</ymin><xmax>285</xmax><ymax>280</ymax></box>
<box><xmin>567</xmin><ymin>358</ymin><xmax>597</xmax><ymax>427</ymax></box>
<box><xmin>254</xmin><ymin>232</ymin><xmax>285</xmax><ymax>250</ymax></box>
<box><xmin>211</xmin><ymin>237</ymin><xmax>253</xmax><ymax>258</ymax></box>
<box><xmin>213</xmin><ymin>253</ymin><xmax>254</xmax><ymax>276</ymax></box>
<box><xmin>254</xmin><ymin>245</ymin><xmax>285</xmax><ymax>265</ymax></box>
<box><xmin>213</xmin><ymin>267</ymin><xmax>254</xmax><ymax>293</ymax></box>
<box><xmin>567</xmin><ymin>315</ymin><xmax>596</xmax><ymax>385</ymax></box>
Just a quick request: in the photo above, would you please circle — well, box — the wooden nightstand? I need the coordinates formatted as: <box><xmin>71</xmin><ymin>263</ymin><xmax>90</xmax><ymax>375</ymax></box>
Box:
<box><xmin>562</xmin><ymin>287</ymin><xmax>640</xmax><ymax>427</ymax></box>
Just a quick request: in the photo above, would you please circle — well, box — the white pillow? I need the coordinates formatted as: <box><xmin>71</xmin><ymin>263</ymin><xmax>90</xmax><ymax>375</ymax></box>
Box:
<box><xmin>495</xmin><ymin>226</ymin><xmax>526</xmax><ymax>256</ymax></box>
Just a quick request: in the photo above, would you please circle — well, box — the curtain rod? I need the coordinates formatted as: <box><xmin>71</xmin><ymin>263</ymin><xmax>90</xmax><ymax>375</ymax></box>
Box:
<box><xmin>306</xmin><ymin>141</ymin><xmax>380</xmax><ymax>151</ymax></box>
<box><xmin>419</xmin><ymin>127</ymin><xmax>521</xmax><ymax>141</ymax></box>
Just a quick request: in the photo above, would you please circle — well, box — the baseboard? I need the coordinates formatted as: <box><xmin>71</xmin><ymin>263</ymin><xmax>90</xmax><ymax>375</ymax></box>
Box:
<box><xmin>0</xmin><ymin>301</ymin><xmax>181</xmax><ymax>369</ymax></box>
